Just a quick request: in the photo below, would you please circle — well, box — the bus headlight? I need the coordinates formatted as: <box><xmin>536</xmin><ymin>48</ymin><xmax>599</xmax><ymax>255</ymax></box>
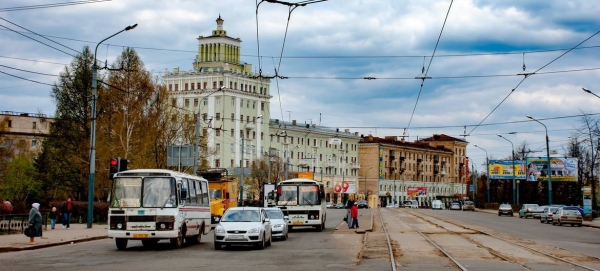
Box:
<box><xmin>310</xmin><ymin>215</ymin><xmax>315</xmax><ymax>219</ymax></box>
<box><xmin>160</xmin><ymin>223</ymin><xmax>166</xmax><ymax>229</ymax></box>
<box><xmin>117</xmin><ymin>223</ymin><xmax>123</xmax><ymax>229</ymax></box>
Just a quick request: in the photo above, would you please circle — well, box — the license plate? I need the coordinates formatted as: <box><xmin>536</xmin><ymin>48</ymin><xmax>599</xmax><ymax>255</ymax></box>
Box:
<box><xmin>292</xmin><ymin>221</ymin><xmax>303</xmax><ymax>225</ymax></box>
<box><xmin>228</xmin><ymin>235</ymin><xmax>244</xmax><ymax>240</ymax></box>
<box><xmin>133</xmin><ymin>234</ymin><xmax>148</xmax><ymax>238</ymax></box>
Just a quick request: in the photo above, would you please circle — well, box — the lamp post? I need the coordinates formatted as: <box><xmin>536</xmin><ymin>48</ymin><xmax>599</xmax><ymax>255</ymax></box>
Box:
<box><xmin>88</xmin><ymin>23</ymin><xmax>137</xmax><ymax>228</ymax></box>
<box><xmin>240</xmin><ymin>115</ymin><xmax>262</xmax><ymax>206</ymax></box>
<box><xmin>516</xmin><ymin>180</ymin><xmax>520</xmax><ymax>205</ymax></box>
<box><xmin>497</xmin><ymin>134</ymin><xmax>516</xmax><ymax>204</ymax></box>
<box><xmin>474</xmin><ymin>145</ymin><xmax>490</xmax><ymax>203</ymax></box>
<box><xmin>527</xmin><ymin>115</ymin><xmax>553</xmax><ymax>205</ymax></box>
<box><xmin>583</xmin><ymin>88</ymin><xmax>600</xmax><ymax>99</ymax></box>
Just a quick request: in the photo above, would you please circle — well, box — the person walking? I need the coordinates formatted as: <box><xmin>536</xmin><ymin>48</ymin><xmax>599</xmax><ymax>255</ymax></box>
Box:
<box><xmin>61</xmin><ymin>197</ymin><xmax>73</xmax><ymax>229</ymax></box>
<box><xmin>28</xmin><ymin>203</ymin><xmax>43</xmax><ymax>245</ymax></box>
<box><xmin>350</xmin><ymin>201</ymin><xmax>359</xmax><ymax>229</ymax></box>
<box><xmin>49</xmin><ymin>207</ymin><xmax>58</xmax><ymax>229</ymax></box>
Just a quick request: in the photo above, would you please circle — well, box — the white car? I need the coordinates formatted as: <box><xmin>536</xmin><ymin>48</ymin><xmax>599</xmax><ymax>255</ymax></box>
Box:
<box><xmin>264</xmin><ymin>207</ymin><xmax>289</xmax><ymax>240</ymax></box>
<box><xmin>403</xmin><ymin>200</ymin><xmax>419</xmax><ymax>209</ymax></box>
<box><xmin>431</xmin><ymin>200</ymin><xmax>444</xmax><ymax>210</ymax></box>
<box><xmin>213</xmin><ymin>207</ymin><xmax>272</xmax><ymax>250</ymax></box>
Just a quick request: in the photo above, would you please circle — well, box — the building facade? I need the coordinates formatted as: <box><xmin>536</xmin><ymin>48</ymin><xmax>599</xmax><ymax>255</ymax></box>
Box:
<box><xmin>265</xmin><ymin>119</ymin><xmax>361</xmax><ymax>204</ymax></box>
<box><xmin>0</xmin><ymin>111</ymin><xmax>51</xmax><ymax>157</ymax></box>
<box><xmin>358</xmin><ymin>134</ymin><xmax>468</xmax><ymax>208</ymax></box>
<box><xmin>164</xmin><ymin>16</ymin><xmax>272</xmax><ymax>170</ymax></box>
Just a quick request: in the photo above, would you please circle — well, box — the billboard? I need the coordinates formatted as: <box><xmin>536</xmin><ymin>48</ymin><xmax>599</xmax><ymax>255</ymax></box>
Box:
<box><xmin>488</xmin><ymin>160</ymin><xmax>526</xmax><ymax>180</ymax></box>
<box><xmin>333</xmin><ymin>181</ymin><xmax>356</xmax><ymax>194</ymax></box>
<box><xmin>289</xmin><ymin>171</ymin><xmax>314</xmax><ymax>179</ymax></box>
<box><xmin>525</xmin><ymin>157</ymin><xmax>578</xmax><ymax>182</ymax></box>
<box><xmin>407</xmin><ymin>187</ymin><xmax>427</xmax><ymax>197</ymax></box>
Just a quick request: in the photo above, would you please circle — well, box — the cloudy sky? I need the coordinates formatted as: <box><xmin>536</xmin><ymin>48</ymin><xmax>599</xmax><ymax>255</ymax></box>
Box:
<box><xmin>1</xmin><ymin>0</ymin><xmax>599</xmax><ymax>171</ymax></box>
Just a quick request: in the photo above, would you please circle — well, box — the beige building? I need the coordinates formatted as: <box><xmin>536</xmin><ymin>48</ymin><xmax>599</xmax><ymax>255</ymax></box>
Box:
<box><xmin>359</xmin><ymin>134</ymin><xmax>468</xmax><ymax>208</ymax></box>
<box><xmin>0</xmin><ymin>111</ymin><xmax>51</xmax><ymax>156</ymax></box>
<box><xmin>266</xmin><ymin>119</ymin><xmax>361</xmax><ymax>204</ymax></box>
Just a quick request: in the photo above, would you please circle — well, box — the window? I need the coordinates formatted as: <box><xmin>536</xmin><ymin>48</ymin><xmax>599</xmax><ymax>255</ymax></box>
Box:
<box><xmin>215</xmin><ymin>159</ymin><xmax>220</xmax><ymax>168</ymax></box>
<box><xmin>230</xmin><ymin>159</ymin><xmax>234</xmax><ymax>167</ymax></box>
<box><xmin>240</xmin><ymin>115</ymin><xmax>244</xmax><ymax>123</ymax></box>
<box><xmin>216</xmin><ymin>143</ymin><xmax>221</xmax><ymax>152</ymax></box>
<box><xmin>203</xmin><ymin>98</ymin><xmax>208</xmax><ymax>106</ymax></box>
<box><xmin>175</xmin><ymin>84</ymin><xmax>179</xmax><ymax>91</ymax></box>
<box><xmin>291</xmin><ymin>137</ymin><xmax>294</xmax><ymax>144</ymax></box>
<box><xmin>253</xmin><ymin>101</ymin><xmax>256</xmax><ymax>109</ymax></box>
<box><xmin>169</xmin><ymin>84</ymin><xmax>172</xmax><ymax>91</ymax></box>
<box><xmin>230</xmin><ymin>143</ymin><xmax>234</xmax><ymax>152</ymax></box>
<box><xmin>246</xmin><ymin>100</ymin><xmax>250</xmax><ymax>108</ymax></box>
<box><xmin>261</xmin><ymin>102</ymin><xmax>265</xmax><ymax>111</ymax></box>
<box><xmin>234</xmin><ymin>82</ymin><xmax>237</xmax><ymax>89</ymax></box>
<box><xmin>216</xmin><ymin>97</ymin><xmax>220</xmax><ymax>105</ymax></box>
<box><xmin>231</xmin><ymin>98</ymin><xmax>235</xmax><ymax>106</ymax></box>
<box><xmin>196</xmin><ymin>82</ymin><xmax>200</xmax><ymax>89</ymax></box>
<box><xmin>32</xmin><ymin>122</ymin><xmax>37</xmax><ymax>129</ymax></box>
<box><xmin>219</xmin><ymin>81</ymin><xmax>223</xmax><ymax>87</ymax></box>
<box><xmin>202</xmin><ymin>113</ymin><xmax>207</xmax><ymax>121</ymax></box>
<box><xmin>203</xmin><ymin>82</ymin><xmax>207</xmax><ymax>89</ymax></box>
<box><xmin>202</xmin><ymin>128</ymin><xmax>207</xmax><ymax>137</ymax></box>
<box><xmin>32</xmin><ymin>140</ymin><xmax>38</xmax><ymax>147</ymax></box>
<box><xmin>229</xmin><ymin>82</ymin><xmax>232</xmax><ymax>88</ymax></box>
<box><xmin>184</xmin><ymin>99</ymin><xmax>189</xmax><ymax>107</ymax></box>
<box><xmin>246</xmin><ymin>116</ymin><xmax>249</xmax><ymax>123</ymax></box>
<box><xmin>231</xmin><ymin>113</ymin><xmax>235</xmax><ymax>122</ymax></box>
<box><xmin>230</xmin><ymin>130</ymin><xmax>234</xmax><ymax>137</ymax></box>
<box><xmin>184</xmin><ymin>83</ymin><xmax>188</xmax><ymax>90</ymax></box>
<box><xmin>194</xmin><ymin>98</ymin><xmax>198</xmax><ymax>107</ymax></box>
<box><xmin>216</xmin><ymin>129</ymin><xmax>220</xmax><ymax>136</ymax></box>
<box><xmin>213</xmin><ymin>82</ymin><xmax>217</xmax><ymax>89</ymax></box>
<box><xmin>171</xmin><ymin>98</ymin><xmax>176</xmax><ymax>107</ymax></box>
<box><xmin>240</xmin><ymin>99</ymin><xmax>244</xmax><ymax>107</ymax></box>
<box><xmin>216</xmin><ymin>113</ymin><xmax>221</xmax><ymax>120</ymax></box>
<box><xmin>261</xmin><ymin>132</ymin><xmax>264</xmax><ymax>140</ymax></box>
<box><xmin>240</xmin><ymin>84</ymin><xmax>244</xmax><ymax>91</ymax></box>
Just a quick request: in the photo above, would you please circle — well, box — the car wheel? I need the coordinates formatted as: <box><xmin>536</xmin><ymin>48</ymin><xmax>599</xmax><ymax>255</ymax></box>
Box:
<box><xmin>578</xmin><ymin>223</ymin><xmax>582</xmax><ymax>227</ymax></box>
<box><xmin>283</xmin><ymin>231</ymin><xmax>288</xmax><ymax>241</ymax></box>
<box><xmin>558</xmin><ymin>221</ymin><xmax>562</xmax><ymax>226</ymax></box>
<box><xmin>115</xmin><ymin>238</ymin><xmax>128</xmax><ymax>250</ymax></box>
<box><xmin>267</xmin><ymin>234</ymin><xmax>272</xmax><ymax>247</ymax></box>
<box><xmin>214</xmin><ymin>240</ymin><xmax>221</xmax><ymax>250</ymax></box>
<box><xmin>256</xmin><ymin>234</ymin><xmax>265</xmax><ymax>250</ymax></box>
<box><xmin>498</xmin><ymin>213</ymin><xmax>501</xmax><ymax>216</ymax></box>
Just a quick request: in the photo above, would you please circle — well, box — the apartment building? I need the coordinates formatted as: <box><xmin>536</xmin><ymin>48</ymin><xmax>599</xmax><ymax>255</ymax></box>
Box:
<box><xmin>0</xmin><ymin>111</ymin><xmax>51</xmax><ymax>156</ymax></box>
<box><xmin>359</xmin><ymin>134</ymin><xmax>468</xmax><ymax>208</ymax></box>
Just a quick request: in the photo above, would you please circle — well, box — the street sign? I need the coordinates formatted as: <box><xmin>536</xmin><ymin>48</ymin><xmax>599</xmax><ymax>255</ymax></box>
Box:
<box><xmin>329</xmin><ymin>138</ymin><xmax>342</xmax><ymax>145</ymax></box>
<box><xmin>469</xmin><ymin>185</ymin><xmax>474</xmax><ymax>191</ymax></box>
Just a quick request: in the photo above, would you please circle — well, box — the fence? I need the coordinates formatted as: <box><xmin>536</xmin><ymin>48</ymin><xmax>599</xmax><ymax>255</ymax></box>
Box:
<box><xmin>0</xmin><ymin>214</ymin><xmax>48</xmax><ymax>235</ymax></box>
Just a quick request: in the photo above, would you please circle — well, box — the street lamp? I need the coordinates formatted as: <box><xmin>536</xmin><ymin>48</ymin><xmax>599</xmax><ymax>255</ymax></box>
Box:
<box><xmin>583</xmin><ymin>88</ymin><xmax>600</xmax><ymax>99</ymax></box>
<box><xmin>527</xmin><ymin>115</ymin><xmax>553</xmax><ymax>205</ymax></box>
<box><xmin>88</xmin><ymin>23</ymin><xmax>137</xmax><ymax>228</ymax></box>
<box><xmin>240</xmin><ymin>115</ymin><xmax>262</xmax><ymax>206</ymax></box>
<box><xmin>497</xmin><ymin>134</ymin><xmax>516</xmax><ymax>204</ymax></box>
<box><xmin>474</xmin><ymin>144</ymin><xmax>490</xmax><ymax>203</ymax></box>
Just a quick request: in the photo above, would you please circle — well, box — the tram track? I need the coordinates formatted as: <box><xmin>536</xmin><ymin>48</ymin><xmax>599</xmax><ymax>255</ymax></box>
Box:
<box><xmin>402</xmin><ymin>209</ymin><xmax>599</xmax><ymax>271</ymax></box>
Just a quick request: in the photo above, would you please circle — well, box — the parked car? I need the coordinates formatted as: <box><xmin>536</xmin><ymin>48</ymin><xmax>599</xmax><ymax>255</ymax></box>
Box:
<box><xmin>326</xmin><ymin>202</ymin><xmax>333</xmax><ymax>209</ymax></box>
<box><xmin>403</xmin><ymin>200</ymin><xmax>419</xmax><ymax>209</ymax></box>
<box><xmin>540</xmin><ymin>206</ymin><xmax>560</xmax><ymax>223</ymax></box>
<box><xmin>551</xmin><ymin>207</ymin><xmax>583</xmax><ymax>227</ymax></box>
<box><xmin>213</xmin><ymin>207</ymin><xmax>272</xmax><ymax>250</ymax></box>
<box><xmin>498</xmin><ymin>204</ymin><xmax>513</xmax><ymax>216</ymax></box>
<box><xmin>357</xmin><ymin>200</ymin><xmax>369</xmax><ymax>209</ymax></box>
<box><xmin>431</xmin><ymin>200</ymin><xmax>444</xmax><ymax>210</ymax></box>
<box><xmin>334</xmin><ymin>203</ymin><xmax>345</xmax><ymax>209</ymax></box>
<box><xmin>519</xmin><ymin>204</ymin><xmax>542</xmax><ymax>218</ymax></box>
<box><xmin>450</xmin><ymin>201</ymin><xmax>461</xmax><ymax>210</ymax></box>
<box><xmin>462</xmin><ymin>201</ymin><xmax>475</xmax><ymax>211</ymax></box>
<box><xmin>264</xmin><ymin>207</ymin><xmax>288</xmax><ymax>241</ymax></box>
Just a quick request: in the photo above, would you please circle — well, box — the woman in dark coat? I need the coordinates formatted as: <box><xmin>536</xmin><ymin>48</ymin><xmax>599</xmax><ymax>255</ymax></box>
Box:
<box><xmin>28</xmin><ymin>202</ymin><xmax>42</xmax><ymax>244</ymax></box>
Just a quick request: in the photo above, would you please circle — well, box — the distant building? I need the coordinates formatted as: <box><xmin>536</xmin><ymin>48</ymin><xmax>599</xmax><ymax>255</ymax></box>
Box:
<box><xmin>359</xmin><ymin>134</ymin><xmax>468</xmax><ymax>208</ymax></box>
<box><xmin>266</xmin><ymin>119</ymin><xmax>361</xmax><ymax>204</ymax></box>
<box><xmin>0</xmin><ymin>111</ymin><xmax>51</xmax><ymax>157</ymax></box>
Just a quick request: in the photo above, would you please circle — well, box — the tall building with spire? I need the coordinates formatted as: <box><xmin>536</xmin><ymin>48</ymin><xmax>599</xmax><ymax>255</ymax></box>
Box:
<box><xmin>164</xmin><ymin>15</ymin><xmax>272</xmax><ymax>170</ymax></box>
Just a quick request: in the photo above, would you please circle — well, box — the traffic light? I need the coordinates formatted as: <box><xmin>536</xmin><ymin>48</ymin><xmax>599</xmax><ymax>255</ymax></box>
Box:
<box><xmin>109</xmin><ymin>158</ymin><xmax>119</xmax><ymax>180</ymax></box>
<box><xmin>118</xmin><ymin>159</ymin><xmax>128</xmax><ymax>172</ymax></box>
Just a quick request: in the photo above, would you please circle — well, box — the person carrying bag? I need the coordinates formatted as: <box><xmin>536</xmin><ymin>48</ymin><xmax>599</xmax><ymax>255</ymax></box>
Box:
<box><xmin>26</xmin><ymin>203</ymin><xmax>43</xmax><ymax>244</ymax></box>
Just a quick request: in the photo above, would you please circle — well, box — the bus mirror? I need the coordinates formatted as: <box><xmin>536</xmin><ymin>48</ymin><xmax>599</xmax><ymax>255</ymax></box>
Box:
<box><xmin>181</xmin><ymin>190</ymin><xmax>187</xmax><ymax>200</ymax></box>
<box><xmin>226</xmin><ymin>192</ymin><xmax>230</xmax><ymax>199</ymax></box>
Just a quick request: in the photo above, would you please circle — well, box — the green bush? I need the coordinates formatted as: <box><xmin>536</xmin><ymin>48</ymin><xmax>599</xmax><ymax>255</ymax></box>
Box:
<box><xmin>44</xmin><ymin>200</ymin><xmax>108</xmax><ymax>223</ymax></box>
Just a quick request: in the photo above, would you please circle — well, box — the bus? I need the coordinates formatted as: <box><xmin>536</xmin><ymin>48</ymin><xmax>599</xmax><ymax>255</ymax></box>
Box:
<box><xmin>199</xmin><ymin>168</ymin><xmax>238</xmax><ymax>227</ymax></box>
<box><xmin>276</xmin><ymin>178</ymin><xmax>326</xmax><ymax>231</ymax></box>
<box><xmin>108</xmin><ymin>169</ymin><xmax>211</xmax><ymax>250</ymax></box>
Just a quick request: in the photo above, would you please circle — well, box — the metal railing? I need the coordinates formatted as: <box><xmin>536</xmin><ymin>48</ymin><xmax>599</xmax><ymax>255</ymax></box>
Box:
<box><xmin>0</xmin><ymin>214</ymin><xmax>48</xmax><ymax>235</ymax></box>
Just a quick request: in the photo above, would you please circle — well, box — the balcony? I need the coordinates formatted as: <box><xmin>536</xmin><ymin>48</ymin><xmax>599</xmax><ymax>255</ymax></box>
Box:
<box><xmin>349</xmin><ymin>162</ymin><xmax>360</xmax><ymax>169</ymax></box>
<box><xmin>417</xmin><ymin>158</ymin><xmax>422</xmax><ymax>164</ymax></box>
<box><xmin>298</xmin><ymin>158</ymin><xmax>313</xmax><ymax>167</ymax></box>
<box><xmin>389</xmin><ymin>155</ymin><xmax>395</xmax><ymax>160</ymax></box>
<box><xmin>324</xmin><ymin>161</ymin><xmax>336</xmax><ymax>168</ymax></box>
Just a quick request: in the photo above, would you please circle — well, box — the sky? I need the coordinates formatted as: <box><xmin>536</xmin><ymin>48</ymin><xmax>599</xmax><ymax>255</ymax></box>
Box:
<box><xmin>1</xmin><ymin>0</ymin><xmax>599</xmax><ymax>173</ymax></box>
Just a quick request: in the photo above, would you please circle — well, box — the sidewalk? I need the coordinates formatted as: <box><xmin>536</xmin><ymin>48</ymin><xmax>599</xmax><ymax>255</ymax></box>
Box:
<box><xmin>334</xmin><ymin>208</ymin><xmax>373</xmax><ymax>234</ymax></box>
<box><xmin>475</xmin><ymin>208</ymin><xmax>600</xmax><ymax>229</ymax></box>
<box><xmin>0</xmin><ymin>223</ymin><xmax>108</xmax><ymax>253</ymax></box>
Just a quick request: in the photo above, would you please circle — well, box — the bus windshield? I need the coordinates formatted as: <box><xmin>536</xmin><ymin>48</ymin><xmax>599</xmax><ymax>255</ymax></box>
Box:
<box><xmin>110</xmin><ymin>177</ymin><xmax>176</xmax><ymax>208</ymax></box>
<box><xmin>277</xmin><ymin>185</ymin><xmax>321</xmax><ymax>206</ymax></box>
<box><xmin>210</xmin><ymin>189</ymin><xmax>223</xmax><ymax>199</ymax></box>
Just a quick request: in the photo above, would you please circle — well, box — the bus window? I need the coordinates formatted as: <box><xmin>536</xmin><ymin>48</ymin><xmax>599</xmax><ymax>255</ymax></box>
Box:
<box><xmin>111</xmin><ymin>178</ymin><xmax>142</xmax><ymax>208</ymax></box>
<box><xmin>181</xmin><ymin>179</ymin><xmax>189</xmax><ymax>205</ymax></box>
<box><xmin>299</xmin><ymin>185</ymin><xmax>320</xmax><ymax>206</ymax></box>
<box><xmin>278</xmin><ymin>186</ymin><xmax>297</xmax><ymax>205</ymax></box>
<box><xmin>142</xmin><ymin>177</ymin><xmax>176</xmax><ymax>208</ymax></box>
<box><xmin>201</xmin><ymin>182</ymin><xmax>209</xmax><ymax>206</ymax></box>
<box><xmin>188</xmin><ymin>179</ymin><xmax>197</xmax><ymax>205</ymax></box>
<box><xmin>196</xmin><ymin>181</ymin><xmax>203</xmax><ymax>205</ymax></box>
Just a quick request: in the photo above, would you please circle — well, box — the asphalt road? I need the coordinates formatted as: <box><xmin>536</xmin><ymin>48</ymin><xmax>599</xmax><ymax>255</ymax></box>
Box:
<box><xmin>0</xmin><ymin>209</ymin><xmax>379</xmax><ymax>271</ymax></box>
<box><xmin>412</xmin><ymin>209</ymin><xmax>600</xmax><ymax>259</ymax></box>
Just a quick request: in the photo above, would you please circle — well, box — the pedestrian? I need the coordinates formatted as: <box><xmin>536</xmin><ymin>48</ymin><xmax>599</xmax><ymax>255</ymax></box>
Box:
<box><xmin>61</xmin><ymin>197</ymin><xmax>73</xmax><ymax>229</ymax></box>
<box><xmin>3</xmin><ymin>199</ymin><xmax>12</xmax><ymax>214</ymax></box>
<box><xmin>350</xmin><ymin>201</ymin><xmax>359</xmax><ymax>229</ymax></box>
<box><xmin>28</xmin><ymin>203</ymin><xmax>43</xmax><ymax>245</ymax></box>
<box><xmin>49</xmin><ymin>207</ymin><xmax>58</xmax><ymax>229</ymax></box>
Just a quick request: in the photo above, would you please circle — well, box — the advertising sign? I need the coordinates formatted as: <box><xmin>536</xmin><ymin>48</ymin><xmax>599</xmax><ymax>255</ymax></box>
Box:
<box><xmin>291</xmin><ymin>171</ymin><xmax>314</xmax><ymax>179</ymax></box>
<box><xmin>263</xmin><ymin>183</ymin><xmax>276</xmax><ymax>207</ymax></box>
<box><xmin>407</xmin><ymin>187</ymin><xmax>427</xmax><ymax>197</ymax></box>
<box><xmin>488</xmin><ymin>160</ymin><xmax>526</xmax><ymax>180</ymax></box>
<box><xmin>333</xmin><ymin>181</ymin><xmax>356</xmax><ymax>194</ymax></box>
<box><xmin>583</xmin><ymin>186</ymin><xmax>592</xmax><ymax>215</ymax></box>
<box><xmin>525</xmin><ymin>157</ymin><xmax>578</xmax><ymax>182</ymax></box>
<box><xmin>379</xmin><ymin>145</ymin><xmax>384</xmax><ymax>180</ymax></box>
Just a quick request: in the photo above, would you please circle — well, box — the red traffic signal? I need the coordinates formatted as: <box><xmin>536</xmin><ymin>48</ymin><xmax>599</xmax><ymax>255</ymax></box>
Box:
<box><xmin>110</xmin><ymin>159</ymin><xmax>118</xmax><ymax>167</ymax></box>
<box><xmin>109</xmin><ymin>158</ymin><xmax>119</xmax><ymax>180</ymax></box>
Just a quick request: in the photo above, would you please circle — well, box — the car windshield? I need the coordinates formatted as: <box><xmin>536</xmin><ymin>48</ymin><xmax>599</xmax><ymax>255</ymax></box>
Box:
<box><xmin>222</xmin><ymin>209</ymin><xmax>261</xmax><ymax>222</ymax></box>
<box><xmin>465</xmin><ymin>201</ymin><xmax>473</xmax><ymax>205</ymax></box>
<box><xmin>500</xmin><ymin>204</ymin><xmax>511</xmax><ymax>208</ymax></box>
<box><xmin>210</xmin><ymin>189</ymin><xmax>223</xmax><ymax>199</ymax></box>
<box><xmin>266</xmin><ymin>210</ymin><xmax>283</xmax><ymax>219</ymax></box>
<box><xmin>549</xmin><ymin>207</ymin><xmax>558</xmax><ymax>213</ymax></box>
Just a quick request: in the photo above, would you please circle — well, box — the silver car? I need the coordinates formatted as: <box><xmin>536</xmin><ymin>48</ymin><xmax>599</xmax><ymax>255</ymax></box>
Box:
<box><xmin>213</xmin><ymin>207</ymin><xmax>272</xmax><ymax>250</ymax></box>
<box><xmin>264</xmin><ymin>207</ymin><xmax>289</xmax><ymax>241</ymax></box>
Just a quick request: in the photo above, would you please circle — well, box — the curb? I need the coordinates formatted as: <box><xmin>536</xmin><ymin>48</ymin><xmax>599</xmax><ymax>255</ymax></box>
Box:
<box><xmin>0</xmin><ymin>236</ymin><xmax>108</xmax><ymax>253</ymax></box>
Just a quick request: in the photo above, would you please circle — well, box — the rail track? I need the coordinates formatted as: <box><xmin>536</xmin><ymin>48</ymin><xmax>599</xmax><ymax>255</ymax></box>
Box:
<box><xmin>376</xmin><ymin>208</ymin><xmax>599</xmax><ymax>271</ymax></box>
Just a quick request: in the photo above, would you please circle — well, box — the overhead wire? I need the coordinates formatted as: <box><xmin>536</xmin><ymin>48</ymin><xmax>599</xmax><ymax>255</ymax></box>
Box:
<box><xmin>0</xmin><ymin>17</ymin><xmax>80</xmax><ymax>54</ymax></box>
<box><xmin>405</xmin><ymin>0</ymin><xmax>453</xmax><ymax>134</ymax></box>
<box><xmin>0</xmin><ymin>24</ymin><xmax>76</xmax><ymax>58</ymax></box>
<box><xmin>0</xmin><ymin>64</ymin><xmax>58</xmax><ymax>76</ymax></box>
<box><xmin>0</xmin><ymin>69</ymin><xmax>53</xmax><ymax>86</ymax></box>
<box><xmin>0</xmin><ymin>0</ymin><xmax>111</xmax><ymax>12</ymax></box>
<box><xmin>466</xmin><ymin>29</ymin><xmax>600</xmax><ymax>136</ymax></box>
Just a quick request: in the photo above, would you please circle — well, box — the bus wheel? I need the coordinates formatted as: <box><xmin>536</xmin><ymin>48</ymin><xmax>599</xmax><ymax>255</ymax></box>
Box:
<box><xmin>115</xmin><ymin>238</ymin><xmax>128</xmax><ymax>250</ymax></box>
<box><xmin>170</xmin><ymin>232</ymin><xmax>184</xmax><ymax>248</ymax></box>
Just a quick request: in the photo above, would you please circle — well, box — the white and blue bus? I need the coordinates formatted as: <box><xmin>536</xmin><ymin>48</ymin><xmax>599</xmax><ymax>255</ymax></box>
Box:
<box><xmin>276</xmin><ymin>178</ymin><xmax>326</xmax><ymax>231</ymax></box>
<box><xmin>108</xmin><ymin>169</ymin><xmax>211</xmax><ymax>250</ymax></box>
